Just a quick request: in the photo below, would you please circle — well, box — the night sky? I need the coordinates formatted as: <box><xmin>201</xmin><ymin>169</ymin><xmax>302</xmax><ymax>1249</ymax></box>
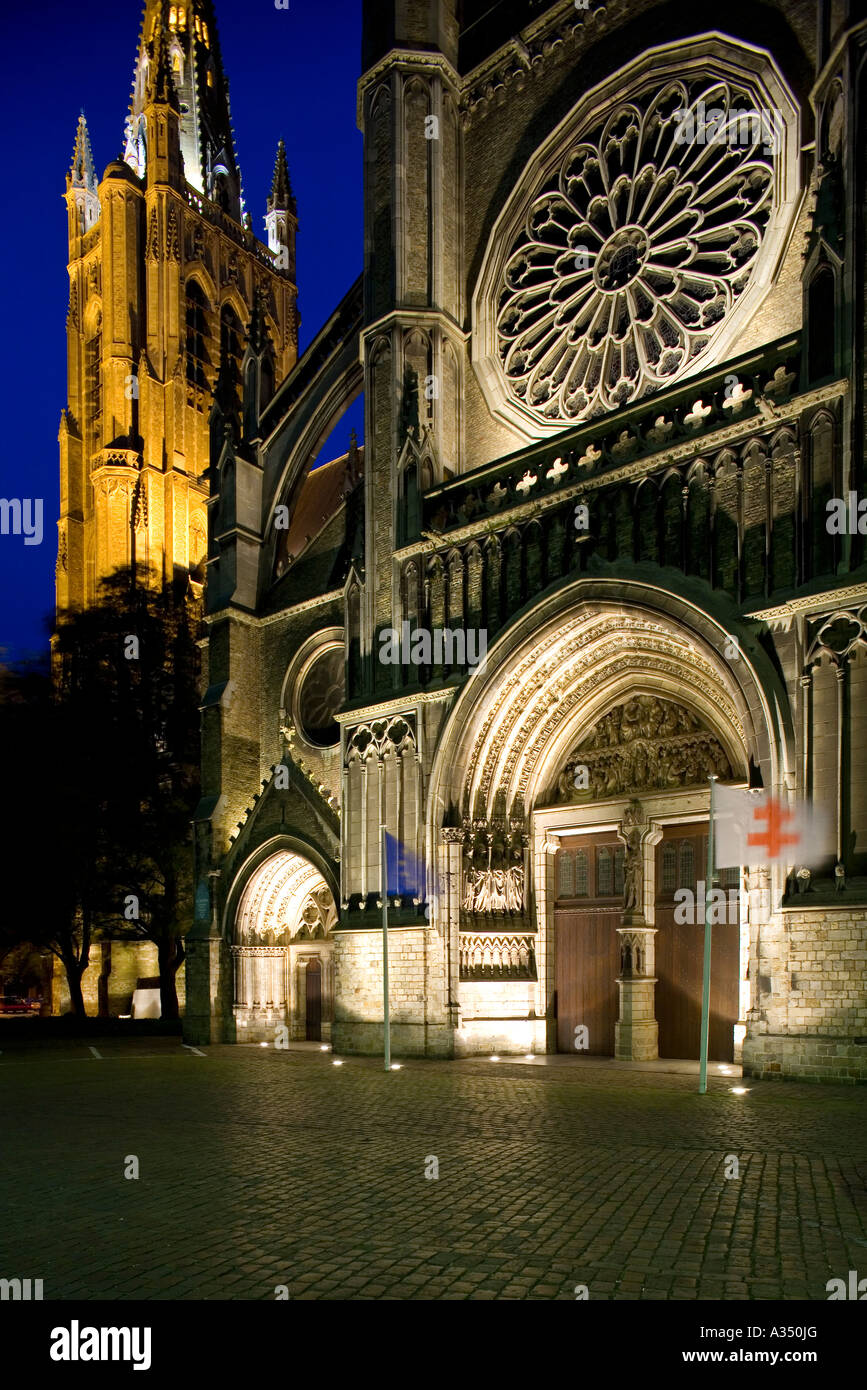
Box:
<box><xmin>0</xmin><ymin>0</ymin><xmax>363</xmax><ymax>662</ymax></box>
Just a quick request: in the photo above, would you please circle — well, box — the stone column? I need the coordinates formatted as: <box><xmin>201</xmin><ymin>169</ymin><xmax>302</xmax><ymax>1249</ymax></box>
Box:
<box><xmin>615</xmin><ymin>801</ymin><xmax>659</xmax><ymax>1061</ymax></box>
<box><xmin>440</xmin><ymin>828</ymin><xmax>464</xmax><ymax>1032</ymax></box>
<box><xmin>538</xmin><ymin>832</ymin><xmax>560</xmax><ymax>1053</ymax></box>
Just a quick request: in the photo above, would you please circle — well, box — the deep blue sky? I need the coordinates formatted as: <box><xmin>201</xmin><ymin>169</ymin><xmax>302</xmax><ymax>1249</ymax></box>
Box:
<box><xmin>0</xmin><ymin>0</ymin><xmax>363</xmax><ymax>662</ymax></box>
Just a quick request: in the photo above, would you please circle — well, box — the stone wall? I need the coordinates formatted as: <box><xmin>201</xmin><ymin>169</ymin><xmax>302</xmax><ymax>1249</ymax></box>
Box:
<box><xmin>743</xmin><ymin>906</ymin><xmax>867</xmax><ymax>1082</ymax></box>
<box><xmin>456</xmin><ymin>979</ymin><xmax>543</xmax><ymax>1056</ymax></box>
<box><xmin>331</xmin><ymin>925</ymin><xmax>451</xmax><ymax>1055</ymax></box>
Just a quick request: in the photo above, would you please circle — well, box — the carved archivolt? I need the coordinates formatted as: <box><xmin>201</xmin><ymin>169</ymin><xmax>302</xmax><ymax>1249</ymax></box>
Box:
<box><xmin>554</xmin><ymin>695</ymin><xmax>733</xmax><ymax>801</ymax></box>
<box><xmin>473</xmin><ymin>40</ymin><xmax>798</xmax><ymax>437</ymax></box>
<box><xmin>234</xmin><ymin>851</ymin><xmax>335</xmax><ymax>946</ymax></box>
<box><xmin>464</xmin><ymin>614</ymin><xmax>744</xmax><ymax>815</ymax></box>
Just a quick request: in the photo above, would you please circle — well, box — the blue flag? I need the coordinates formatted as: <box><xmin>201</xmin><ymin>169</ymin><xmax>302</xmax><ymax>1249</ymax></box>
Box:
<box><xmin>384</xmin><ymin>831</ymin><xmax>424</xmax><ymax>899</ymax></box>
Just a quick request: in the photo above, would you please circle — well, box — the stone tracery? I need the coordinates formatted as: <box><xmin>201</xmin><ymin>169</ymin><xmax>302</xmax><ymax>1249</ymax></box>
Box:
<box><xmin>496</xmin><ymin>77</ymin><xmax>775</xmax><ymax>424</ymax></box>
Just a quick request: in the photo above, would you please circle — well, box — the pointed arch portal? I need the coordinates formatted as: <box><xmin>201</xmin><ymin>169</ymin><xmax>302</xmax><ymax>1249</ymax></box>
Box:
<box><xmin>427</xmin><ymin>578</ymin><xmax>789</xmax><ymax>1061</ymax></box>
<box><xmin>230</xmin><ymin>849</ymin><xmax>336</xmax><ymax>1043</ymax></box>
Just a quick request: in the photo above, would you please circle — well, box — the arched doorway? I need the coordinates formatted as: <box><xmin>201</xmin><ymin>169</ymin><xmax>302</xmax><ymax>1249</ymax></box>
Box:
<box><xmin>305</xmin><ymin>958</ymin><xmax>322</xmax><ymax>1041</ymax></box>
<box><xmin>425</xmin><ymin>579</ymin><xmax>785</xmax><ymax>1060</ymax></box>
<box><xmin>230</xmin><ymin>849</ymin><xmax>336</xmax><ymax>1043</ymax></box>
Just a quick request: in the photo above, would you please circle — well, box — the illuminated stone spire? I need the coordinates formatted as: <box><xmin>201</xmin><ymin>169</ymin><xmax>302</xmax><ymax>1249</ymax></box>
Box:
<box><xmin>66</xmin><ymin>111</ymin><xmax>100</xmax><ymax>233</ymax></box>
<box><xmin>69</xmin><ymin>111</ymin><xmax>98</xmax><ymax>191</ymax></box>
<box><xmin>124</xmin><ymin>1</ymin><xmax>243</xmax><ymax>220</ymax></box>
<box><xmin>268</xmin><ymin>138</ymin><xmax>295</xmax><ymax>215</ymax></box>
<box><xmin>265</xmin><ymin>139</ymin><xmax>297</xmax><ymax>276</ymax></box>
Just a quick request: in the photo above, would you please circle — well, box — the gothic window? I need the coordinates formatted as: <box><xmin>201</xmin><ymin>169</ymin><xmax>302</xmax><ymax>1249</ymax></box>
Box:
<box><xmin>220</xmin><ymin>304</ymin><xmax>243</xmax><ymax>410</ymax></box>
<box><xmin>678</xmin><ymin>841</ymin><xmax>695</xmax><ymax>891</ymax></box>
<box><xmin>575</xmin><ymin>849</ymin><xmax>588</xmax><ymax>897</ymax></box>
<box><xmin>613</xmin><ymin>847</ymin><xmax>625</xmax><ymax>896</ymax></box>
<box><xmin>297</xmin><ymin>646</ymin><xmax>345</xmax><ymax>748</ymax></box>
<box><xmin>185</xmin><ymin>280</ymin><xmax>209</xmax><ymax>388</ymax></box>
<box><xmin>597</xmin><ymin>847</ymin><xmax>612</xmax><ymax>896</ymax></box>
<box><xmin>85</xmin><ymin>317</ymin><xmax>102</xmax><ymax>448</ymax></box>
<box><xmin>660</xmin><ymin>474</ymin><xmax>683</xmax><ymax>566</ymax></box>
<box><xmin>687</xmin><ymin>466</ymin><xmax>711</xmax><ymax>582</ymax></box>
<box><xmin>809</xmin><ymin>414</ymin><xmax>835</xmax><ymax>578</ymax></box>
<box><xmin>806</xmin><ymin>267</ymin><xmax>836</xmax><ymax>383</ymax></box>
<box><xmin>473</xmin><ymin>43</ymin><xmax>797</xmax><ymax>437</ymax></box>
<box><xmin>260</xmin><ymin>355</ymin><xmax>274</xmax><ymax>408</ymax></box>
<box><xmin>636</xmin><ymin>481</ymin><xmax>658</xmax><ymax>563</ymax></box>
<box><xmin>661</xmin><ymin>843</ymin><xmax>677</xmax><ymax>893</ymax></box>
<box><xmin>136</xmin><ymin>119</ymin><xmax>147</xmax><ymax>179</ymax></box>
<box><xmin>558</xmin><ymin>851</ymin><xmax>575</xmax><ymax>898</ymax></box>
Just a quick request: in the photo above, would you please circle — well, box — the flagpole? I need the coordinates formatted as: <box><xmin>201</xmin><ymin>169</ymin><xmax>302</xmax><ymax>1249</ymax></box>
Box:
<box><xmin>381</xmin><ymin>823</ymin><xmax>391</xmax><ymax>1073</ymax></box>
<box><xmin>699</xmin><ymin>775</ymin><xmax>716</xmax><ymax>1095</ymax></box>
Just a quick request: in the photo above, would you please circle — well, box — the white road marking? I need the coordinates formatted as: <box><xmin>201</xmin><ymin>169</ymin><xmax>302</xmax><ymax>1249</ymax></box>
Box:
<box><xmin>88</xmin><ymin>1046</ymin><xmax>102</xmax><ymax>1058</ymax></box>
<box><xmin>182</xmin><ymin>1044</ymin><xmax>206</xmax><ymax>1056</ymax></box>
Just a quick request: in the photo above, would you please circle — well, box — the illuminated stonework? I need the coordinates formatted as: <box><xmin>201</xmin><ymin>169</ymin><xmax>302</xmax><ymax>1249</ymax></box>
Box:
<box><xmin>473</xmin><ymin>39</ymin><xmax>799</xmax><ymax>437</ymax></box>
<box><xmin>231</xmin><ymin>851</ymin><xmax>336</xmax><ymax>1042</ymax></box>
<box><xmin>186</xmin><ymin>8</ymin><xmax>865</xmax><ymax>1085</ymax></box>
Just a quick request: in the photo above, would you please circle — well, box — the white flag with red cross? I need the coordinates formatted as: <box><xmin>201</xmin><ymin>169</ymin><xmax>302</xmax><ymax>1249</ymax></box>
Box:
<box><xmin>714</xmin><ymin>784</ymin><xmax>833</xmax><ymax>869</ymax></box>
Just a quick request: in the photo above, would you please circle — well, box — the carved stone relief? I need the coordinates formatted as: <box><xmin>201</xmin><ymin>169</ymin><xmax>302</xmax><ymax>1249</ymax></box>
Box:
<box><xmin>461</xmin><ymin>821</ymin><xmax>526</xmax><ymax>913</ymax></box>
<box><xmin>555</xmin><ymin>695</ymin><xmax>732</xmax><ymax>801</ymax></box>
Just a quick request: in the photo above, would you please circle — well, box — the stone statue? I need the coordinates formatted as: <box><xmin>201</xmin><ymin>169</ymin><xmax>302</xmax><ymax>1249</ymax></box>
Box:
<box><xmin>620</xmin><ymin>803</ymin><xmax>645</xmax><ymax>916</ymax></box>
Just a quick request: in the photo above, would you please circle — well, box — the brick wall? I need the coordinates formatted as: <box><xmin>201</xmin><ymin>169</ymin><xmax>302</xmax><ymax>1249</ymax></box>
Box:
<box><xmin>331</xmin><ymin>925</ymin><xmax>451</xmax><ymax>1055</ymax></box>
<box><xmin>743</xmin><ymin>906</ymin><xmax>867</xmax><ymax>1082</ymax></box>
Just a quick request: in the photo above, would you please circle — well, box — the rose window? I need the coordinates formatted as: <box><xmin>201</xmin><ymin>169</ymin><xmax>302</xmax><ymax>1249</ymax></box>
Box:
<box><xmin>297</xmin><ymin>646</ymin><xmax>344</xmax><ymax>748</ymax></box>
<box><xmin>473</xmin><ymin>46</ymin><xmax>798</xmax><ymax>437</ymax></box>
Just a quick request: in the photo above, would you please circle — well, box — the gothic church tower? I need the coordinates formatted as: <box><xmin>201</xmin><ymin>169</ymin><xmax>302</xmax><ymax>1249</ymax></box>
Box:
<box><xmin>57</xmin><ymin>0</ymin><xmax>299</xmax><ymax>611</ymax></box>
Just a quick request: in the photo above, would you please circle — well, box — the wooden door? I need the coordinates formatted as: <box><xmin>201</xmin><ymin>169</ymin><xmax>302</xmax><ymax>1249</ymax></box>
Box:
<box><xmin>554</xmin><ymin>832</ymin><xmax>623</xmax><ymax>1055</ymax></box>
<box><xmin>305</xmin><ymin>959</ymin><xmax>322</xmax><ymax>1041</ymax></box>
<box><xmin>654</xmin><ymin>825</ymin><xmax>739</xmax><ymax>1061</ymax></box>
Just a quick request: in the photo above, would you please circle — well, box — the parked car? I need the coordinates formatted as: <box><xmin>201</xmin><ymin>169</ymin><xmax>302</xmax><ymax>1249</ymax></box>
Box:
<box><xmin>0</xmin><ymin>996</ymin><xmax>39</xmax><ymax>1014</ymax></box>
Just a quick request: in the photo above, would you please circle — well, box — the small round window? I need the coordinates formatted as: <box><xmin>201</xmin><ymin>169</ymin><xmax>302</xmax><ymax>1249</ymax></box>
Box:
<box><xmin>297</xmin><ymin>646</ymin><xmax>344</xmax><ymax>747</ymax></box>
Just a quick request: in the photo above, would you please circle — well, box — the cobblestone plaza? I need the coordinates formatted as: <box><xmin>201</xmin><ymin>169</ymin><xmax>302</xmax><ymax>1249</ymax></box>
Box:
<box><xmin>2</xmin><ymin>1042</ymin><xmax>865</xmax><ymax>1301</ymax></box>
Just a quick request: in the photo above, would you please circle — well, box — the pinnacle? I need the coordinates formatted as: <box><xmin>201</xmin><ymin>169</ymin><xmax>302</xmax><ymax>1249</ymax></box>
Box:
<box><xmin>268</xmin><ymin>138</ymin><xmax>295</xmax><ymax>213</ymax></box>
<box><xmin>247</xmin><ymin>283</ymin><xmax>271</xmax><ymax>356</ymax></box>
<box><xmin>147</xmin><ymin>8</ymin><xmax>180</xmax><ymax>111</ymax></box>
<box><xmin>69</xmin><ymin>112</ymin><xmax>98</xmax><ymax>192</ymax></box>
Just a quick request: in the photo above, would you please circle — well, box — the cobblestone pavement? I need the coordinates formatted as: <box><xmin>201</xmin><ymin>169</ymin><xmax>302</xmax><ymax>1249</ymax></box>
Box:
<box><xmin>1</xmin><ymin>1040</ymin><xmax>866</xmax><ymax>1300</ymax></box>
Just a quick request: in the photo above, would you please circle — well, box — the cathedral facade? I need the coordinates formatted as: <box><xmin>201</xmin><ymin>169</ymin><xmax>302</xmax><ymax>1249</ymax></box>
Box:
<box><xmin>183</xmin><ymin>0</ymin><xmax>867</xmax><ymax>1083</ymax></box>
